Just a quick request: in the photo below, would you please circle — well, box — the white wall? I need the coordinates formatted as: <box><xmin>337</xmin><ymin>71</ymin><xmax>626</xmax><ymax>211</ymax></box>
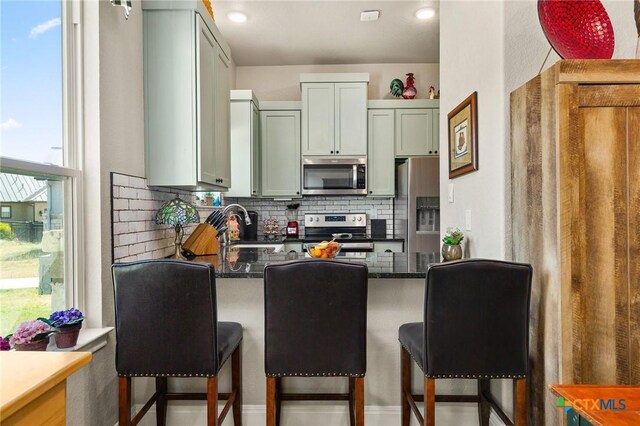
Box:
<box><xmin>235</xmin><ymin>63</ymin><xmax>440</xmax><ymax>101</ymax></box>
<box><xmin>439</xmin><ymin>1</ymin><xmax>506</xmax><ymax>260</ymax></box>
<box><xmin>67</xmin><ymin>0</ymin><xmax>145</xmax><ymax>424</ymax></box>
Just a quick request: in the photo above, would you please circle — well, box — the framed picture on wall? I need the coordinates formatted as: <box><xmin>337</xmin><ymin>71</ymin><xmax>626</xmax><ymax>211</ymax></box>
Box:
<box><xmin>447</xmin><ymin>92</ymin><xmax>478</xmax><ymax>178</ymax></box>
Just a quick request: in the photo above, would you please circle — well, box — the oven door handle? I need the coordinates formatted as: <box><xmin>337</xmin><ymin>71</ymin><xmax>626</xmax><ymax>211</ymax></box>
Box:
<box><xmin>332</xmin><ymin>233</ymin><xmax>353</xmax><ymax>240</ymax></box>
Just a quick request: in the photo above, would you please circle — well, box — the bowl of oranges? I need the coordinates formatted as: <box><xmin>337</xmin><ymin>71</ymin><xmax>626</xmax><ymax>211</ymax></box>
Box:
<box><xmin>305</xmin><ymin>240</ymin><xmax>342</xmax><ymax>259</ymax></box>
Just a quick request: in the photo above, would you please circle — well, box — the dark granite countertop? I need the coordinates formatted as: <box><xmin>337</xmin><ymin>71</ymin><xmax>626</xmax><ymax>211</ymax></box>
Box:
<box><xmin>188</xmin><ymin>247</ymin><xmax>437</xmax><ymax>279</ymax></box>
<box><xmin>233</xmin><ymin>237</ymin><xmax>405</xmax><ymax>244</ymax></box>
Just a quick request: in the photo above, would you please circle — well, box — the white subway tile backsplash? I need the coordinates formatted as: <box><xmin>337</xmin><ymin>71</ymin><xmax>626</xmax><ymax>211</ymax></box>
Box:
<box><xmin>112</xmin><ymin>173</ymin><xmax>396</xmax><ymax>263</ymax></box>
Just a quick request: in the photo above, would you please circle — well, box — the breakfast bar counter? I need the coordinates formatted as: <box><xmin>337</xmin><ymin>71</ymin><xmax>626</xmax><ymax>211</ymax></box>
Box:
<box><xmin>189</xmin><ymin>247</ymin><xmax>438</xmax><ymax>278</ymax></box>
<box><xmin>142</xmin><ymin>248</ymin><xmax>481</xmax><ymax>425</ymax></box>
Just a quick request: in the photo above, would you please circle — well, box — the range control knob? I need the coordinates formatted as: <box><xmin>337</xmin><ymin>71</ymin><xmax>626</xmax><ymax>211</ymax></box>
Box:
<box><xmin>352</xmin><ymin>217</ymin><xmax>356</xmax><ymax>222</ymax></box>
<box><xmin>315</xmin><ymin>216</ymin><xmax>320</xmax><ymax>222</ymax></box>
<box><xmin>357</xmin><ymin>217</ymin><xmax>362</xmax><ymax>222</ymax></box>
<box><xmin>309</xmin><ymin>217</ymin><xmax>314</xmax><ymax>222</ymax></box>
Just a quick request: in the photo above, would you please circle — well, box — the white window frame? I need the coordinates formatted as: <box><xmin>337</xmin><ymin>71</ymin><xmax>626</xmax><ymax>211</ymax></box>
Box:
<box><xmin>0</xmin><ymin>0</ymin><xmax>85</xmax><ymax>311</ymax></box>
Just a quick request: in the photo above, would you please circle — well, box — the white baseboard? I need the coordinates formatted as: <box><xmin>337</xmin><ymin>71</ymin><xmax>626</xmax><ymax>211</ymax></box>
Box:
<box><xmin>129</xmin><ymin>403</ymin><xmax>507</xmax><ymax>426</ymax></box>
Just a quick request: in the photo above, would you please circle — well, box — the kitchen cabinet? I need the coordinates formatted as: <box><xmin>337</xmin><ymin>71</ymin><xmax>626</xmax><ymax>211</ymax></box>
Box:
<box><xmin>142</xmin><ymin>2</ymin><xmax>231</xmax><ymax>190</ymax></box>
<box><xmin>301</xmin><ymin>74</ymin><xmax>369</xmax><ymax>157</ymax></box>
<box><xmin>373</xmin><ymin>241</ymin><xmax>404</xmax><ymax>253</ymax></box>
<box><xmin>511</xmin><ymin>60</ymin><xmax>640</xmax><ymax>423</ymax></box>
<box><xmin>395</xmin><ymin>108</ymin><xmax>433</xmax><ymax>157</ymax></box>
<box><xmin>260</xmin><ymin>103</ymin><xmax>302</xmax><ymax>198</ymax></box>
<box><xmin>226</xmin><ymin>91</ymin><xmax>260</xmax><ymax>197</ymax></box>
<box><xmin>367</xmin><ymin>109</ymin><xmax>395</xmax><ymax>197</ymax></box>
<box><xmin>368</xmin><ymin>100</ymin><xmax>439</xmax><ymax>158</ymax></box>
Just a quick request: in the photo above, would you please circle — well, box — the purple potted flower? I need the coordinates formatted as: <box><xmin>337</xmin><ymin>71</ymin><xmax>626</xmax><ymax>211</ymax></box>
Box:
<box><xmin>1</xmin><ymin>336</ymin><xmax>12</xmax><ymax>351</ymax></box>
<box><xmin>40</xmin><ymin>308</ymin><xmax>85</xmax><ymax>349</ymax></box>
<box><xmin>7</xmin><ymin>320</ymin><xmax>56</xmax><ymax>351</ymax></box>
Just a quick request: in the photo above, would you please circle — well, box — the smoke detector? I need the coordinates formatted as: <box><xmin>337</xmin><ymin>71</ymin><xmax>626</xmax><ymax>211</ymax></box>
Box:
<box><xmin>360</xmin><ymin>10</ymin><xmax>380</xmax><ymax>22</ymax></box>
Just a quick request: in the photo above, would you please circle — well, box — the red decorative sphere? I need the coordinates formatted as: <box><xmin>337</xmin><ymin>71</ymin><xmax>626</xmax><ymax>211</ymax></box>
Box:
<box><xmin>538</xmin><ymin>0</ymin><xmax>615</xmax><ymax>59</ymax></box>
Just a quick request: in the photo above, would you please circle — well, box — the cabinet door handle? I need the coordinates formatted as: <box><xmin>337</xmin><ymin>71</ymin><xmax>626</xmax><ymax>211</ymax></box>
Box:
<box><xmin>434</xmin><ymin>150</ymin><xmax>438</xmax><ymax>154</ymax></box>
<box><xmin>330</xmin><ymin>150</ymin><xmax>334</xmax><ymax>154</ymax></box>
<box><xmin>428</xmin><ymin>151</ymin><xmax>433</xmax><ymax>154</ymax></box>
<box><xmin>336</xmin><ymin>150</ymin><xmax>339</xmax><ymax>154</ymax></box>
<box><xmin>385</xmin><ymin>249</ymin><xmax>393</xmax><ymax>253</ymax></box>
<box><xmin>369</xmin><ymin>191</ymin><xmax>373</xmax><ymax>194</ymax></box>
<box><xmin>296</xmin><ymin>191</ymin><xmax>300</xmax><ymax>195</ymax></box>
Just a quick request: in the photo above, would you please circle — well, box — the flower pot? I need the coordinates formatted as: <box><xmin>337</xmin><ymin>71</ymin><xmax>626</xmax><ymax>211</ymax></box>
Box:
<box><xmin>441</xmin><ymin>243</ymin><xmax>462</xmax><ymax>261</ymax></box>
<box><xmin>14</xmin><ymin>338</ymin><xmax>49</xmax><ymax>351</ymax></box>
<box><xmin>54</xmin><ymin>322</ymin><xmax>82</xmax><ymax>348</ymax></box>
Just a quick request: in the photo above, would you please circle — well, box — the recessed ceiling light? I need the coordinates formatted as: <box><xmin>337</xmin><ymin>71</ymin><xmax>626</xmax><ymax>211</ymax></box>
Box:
<box><xmin>228</xmin><ymin>12</ymin><xmax>247</xmax><ymax>23</ymax></box>
<box><xmin>415</xmin><ymin>8</ymin><xmax>436</xmax><ymax>20</ymax></box>
<box><xmin>360</xmin><ymin>10</ymin><xmax>380</xmax><ymax>22</ymax></box>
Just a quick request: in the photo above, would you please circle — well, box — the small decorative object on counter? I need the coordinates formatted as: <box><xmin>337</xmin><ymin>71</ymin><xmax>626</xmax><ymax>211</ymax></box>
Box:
<box><xmin>41</xmin><ymin>308</ymin><xmax>84</xmax><ymax>349</ymax></box>
<box><xmin>435</xmin><ymin>89</ymin><xmax>440</xmax><ymax>99</ymax></box>
<box><xmin>441</xmin><ymin>227</ymin><xmax>464</xmax><ymax>261</ymax></box>
<box><xmin>204</xmin><ymin>192</ymin><xmax>214</xmax><ymax>206</ymax></box>
<box><xmin>226</xmin><ymin>215</ymin><xmax>241</xmax><ymax>241</ymax></box>
<box><xmin>306</xmin><ymin>241</ymin><xmax>342</xmax><ymax>259</ymax></box>
<box><xmin>402</xmin><ymin>73</ymin><xmax>417</xmax><ymax>99</ymax></box>
<box><xmin>263</xmin><ymin>217</ymin><xmax>280</xmax><ymax>240</ymax></box>
<box><xmin>8</xmin><ymin>319</ymin><xmax>56</xmax><ymax>351</ymax></box>
<box><xmin>0</xmin><ymin>336</ymin><xmax>11</xmax><ymax>351</ymax></box>
<box><xmin>155</xmin><ymin>197</ymin><xmax>200</xmax><ymax>260</ymax></box>
<box><xmin>428</xmin><ymin>86</ymin><xmax>436</xmax><ymax>99</ymax></box>
<box><xmin>390</xmin><ymin>78</ymin><xmax>404</xmax><ymax>98</ymax></box>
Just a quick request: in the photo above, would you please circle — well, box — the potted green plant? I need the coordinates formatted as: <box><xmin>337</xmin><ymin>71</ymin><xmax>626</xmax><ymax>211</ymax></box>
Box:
<box><xmin>7</xmin><ymin>320</ymin><xmax>56</xmax><ymax>351</ymax></box>
<box><xmin>41</xmin><ymin>308</ymin><xmax>85</xmax><ymax>348</ymax></box>
<box><xmin>441</xmin><ymin>227</ymin><xmax>464</xmax><ymax>261</ymax></box>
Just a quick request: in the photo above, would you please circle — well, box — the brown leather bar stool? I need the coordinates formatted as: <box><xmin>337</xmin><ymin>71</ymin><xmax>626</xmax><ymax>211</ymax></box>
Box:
<box><xmin>112</xmin><ymin>259</ymin><xmax>243</xmax><ymax>426</ymax></box>
<box><xmin>263</xmin><ymin>259</ymin><xmax>368</xmax><ymax>426</ymax></box>
<box><xmin>399</xmin><ymin>259</ymin><xmax>532</xmax><ymax>426</ymax></box>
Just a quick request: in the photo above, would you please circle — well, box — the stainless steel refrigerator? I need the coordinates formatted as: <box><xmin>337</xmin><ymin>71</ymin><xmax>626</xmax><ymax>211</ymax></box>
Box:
<box><xmin>394</xmin><ymin>157</ymin><xmax>440</xmax><ymax>257</ymax></box>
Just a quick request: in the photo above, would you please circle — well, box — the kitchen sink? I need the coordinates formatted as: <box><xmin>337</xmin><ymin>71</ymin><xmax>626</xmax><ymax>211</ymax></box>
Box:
<box><xmin>228</xmin><ymin>244</ymin><xmax>284</xmax><ymax>253</ymax></box>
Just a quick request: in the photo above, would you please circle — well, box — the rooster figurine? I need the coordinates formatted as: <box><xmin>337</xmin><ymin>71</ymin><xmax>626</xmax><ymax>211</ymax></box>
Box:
<box><xmin>428</xmin><ymin>86</ymin><xmax>436</xmax><ymax>99</ymax></box>
<box><xmin>390</xmin><ymin>79</ymin><xmax>404</xmax><ymax>97</ymax></box>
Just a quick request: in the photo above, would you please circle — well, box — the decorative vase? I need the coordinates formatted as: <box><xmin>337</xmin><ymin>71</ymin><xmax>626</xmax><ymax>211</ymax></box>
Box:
<box><xmin>441</xmin><ymin>244</ymin><xmax>462</xmax><ymax>261</ymax></box>
<box><xmin>402</xmin><ymin>73</ymin><xmax>417</xmax><ymax>99</ymax></box>
<box><xmin>54</xmin><ymin>322</ymin><xmax>82</xmax><ymax>348</ymax></box>
<box><xmin>14</xmin><ymin>338</ymin><xmax>49</xmax><ymax>351</ymax></box>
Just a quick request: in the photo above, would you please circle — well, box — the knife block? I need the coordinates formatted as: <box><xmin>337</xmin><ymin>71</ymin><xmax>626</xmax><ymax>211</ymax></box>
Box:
<box><xmin>182</xmin><ymin>223</ymin><xmax>219</xmax><ymax>256</ymax></box>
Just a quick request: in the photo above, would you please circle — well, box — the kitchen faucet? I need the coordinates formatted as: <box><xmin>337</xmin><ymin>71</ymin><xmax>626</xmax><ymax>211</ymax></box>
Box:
<box><xmin>220</xmin><ymin>203</ymin><xmax>252</xmax><ymax>246</ymax></box>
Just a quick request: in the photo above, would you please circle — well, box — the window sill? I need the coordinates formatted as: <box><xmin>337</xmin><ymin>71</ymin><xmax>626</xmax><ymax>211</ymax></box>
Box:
<box><xmin>47</xmin><ymin>327</ymin><xmax>114</xmax><ymax>353</ymax></box>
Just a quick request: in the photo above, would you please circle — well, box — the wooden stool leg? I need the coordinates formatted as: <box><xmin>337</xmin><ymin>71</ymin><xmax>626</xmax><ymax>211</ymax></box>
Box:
<box><xmin>275</xmin><ymin>377</ymin><xmax>282</xmax><ymax>426</ymax></box>
<box><xmin>349</xmin><ymin>377</ymin><xmax>356</xmax><ymax>426</ymax></box>
<box><xmin>355</xmin><ymin>377</ymin><xmax>364</xmax><ymax>426</ymax></box>
<box><xmin>207</xmin><ymin>377</ymin><xmax>218</xmax><ymax>426</ymax></box>
<box><xmin>155</xmin><ymin>377</ymin><xmax>168</xmax><ymax>426</ymax></box>
<box><xmin>266</xmin><ymin>377</ymin><xmax>276</xmax><ymax>426</ymax></box>
<box><xmin>478</xmin><ymin>379</ymin><xmax>490</xmax><ymax>426</ymax></box>
<box><xmin>424</xmin><ymin>378</ymin><xmax>435</xmax><ymax>426</ymax></box>
<box><xmin>514</xmin><ymin>379</ymin><xmax>527</xmax><ymax>426</ymax></box>
<box><xmin>119</xmin><ymin>377</ymin><xmax>132</xmax><ymax>426</ymax></box>
<box><xmin>232</xmin><ymin>345</ymin><xmax>242</xmax><ymax>426</ymax></box>
<box><xmin>401</xmin><ymin>346</ymin><xmax>411</xmax><ymax>426</ymax></box>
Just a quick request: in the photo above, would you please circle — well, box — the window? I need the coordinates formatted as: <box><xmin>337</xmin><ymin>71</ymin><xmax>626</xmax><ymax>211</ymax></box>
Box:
<box><xmin>0</xmin><ymin>207</ymin><xmax>11</xmax><ymax>219</ymax></box>
<box><xmin>0</xmin><ymin>0</ymin><xmax>83</xmax><ymax>337</ymax></box>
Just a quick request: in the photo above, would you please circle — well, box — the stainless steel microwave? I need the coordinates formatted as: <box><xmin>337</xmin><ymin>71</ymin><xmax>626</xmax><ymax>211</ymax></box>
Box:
<box><xmin>302</xmin><ymin>157</ymin><xmax>367</xmax><ymax>195</ymax></box>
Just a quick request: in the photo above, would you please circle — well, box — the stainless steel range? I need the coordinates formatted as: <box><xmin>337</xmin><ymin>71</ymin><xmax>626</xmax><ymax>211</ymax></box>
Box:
<box><xmin>303</xmin><ymin>213</ymin><xmax>373</xmax><ymax>253</ymax></box>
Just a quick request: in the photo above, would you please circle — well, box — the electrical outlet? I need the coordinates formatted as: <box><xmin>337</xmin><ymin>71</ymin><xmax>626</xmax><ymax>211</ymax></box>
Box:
<box><xmin>465</xmin><ymin>209</ymin><xmax>472</xmax><ymax>231</ymax></box>
<box><xmin>448</xmin><ymin>183</ymin><xmax>454</xmax><ymax>203</ymax></box>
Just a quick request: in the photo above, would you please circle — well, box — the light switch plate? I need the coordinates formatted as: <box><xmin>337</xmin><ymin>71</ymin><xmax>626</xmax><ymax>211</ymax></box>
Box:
<box><xmin>465</xmin><ymin>209</ymin><xmax>472</xmax><ymax>231</ymax></box>
<box><xmin>448</xmin><ymin>183</ymin><xmax>454</xmax><ymax>203</ymax></box>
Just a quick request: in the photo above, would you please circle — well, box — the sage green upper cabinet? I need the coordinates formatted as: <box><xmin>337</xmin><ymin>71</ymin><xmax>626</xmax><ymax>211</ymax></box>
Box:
<box><xmin>395</xmin><ymin>109</ymin><xmax>433</xmax><ymax>157</ymax></box>
<box><xmin>301</xmin><ymin>74</ymin><xmax>369</xmax><ymax>156</ymax></box>
<box><xmin>142</xmin><ymin>1</ymin><xmax>231</xmax><ymax>190</ymax></box>
<box><xmin>368</xmin><ymin>99</ymin><xmax>439</xmax><ymax>158</ymax></box>
<box><xmin>226</xmin><ymin>90</ymin><xmax>260</xmax><ymax>198</ymax></box>
<box><xmin>260</xmin><ymin>103</ymin><xmax>302</xmax><ymax>198</ymax></box>
<box><xmin>367</xmin><ymin>109</ymin><xmax>395</xmax><ymax>197</ymax></box>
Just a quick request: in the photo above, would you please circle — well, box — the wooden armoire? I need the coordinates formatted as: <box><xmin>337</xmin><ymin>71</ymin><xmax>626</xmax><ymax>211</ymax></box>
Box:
<box><xmin>510</xmin><ymin>60</ymin><xmax>640</xmax><ymax>424</ymax></box>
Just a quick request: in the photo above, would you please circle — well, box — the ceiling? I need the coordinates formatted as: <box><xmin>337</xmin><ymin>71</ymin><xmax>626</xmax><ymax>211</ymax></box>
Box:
<box><xmin>213</xmin><ymin>1</ymin><xmax>440</xmax><ymax>66</ymax></box>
